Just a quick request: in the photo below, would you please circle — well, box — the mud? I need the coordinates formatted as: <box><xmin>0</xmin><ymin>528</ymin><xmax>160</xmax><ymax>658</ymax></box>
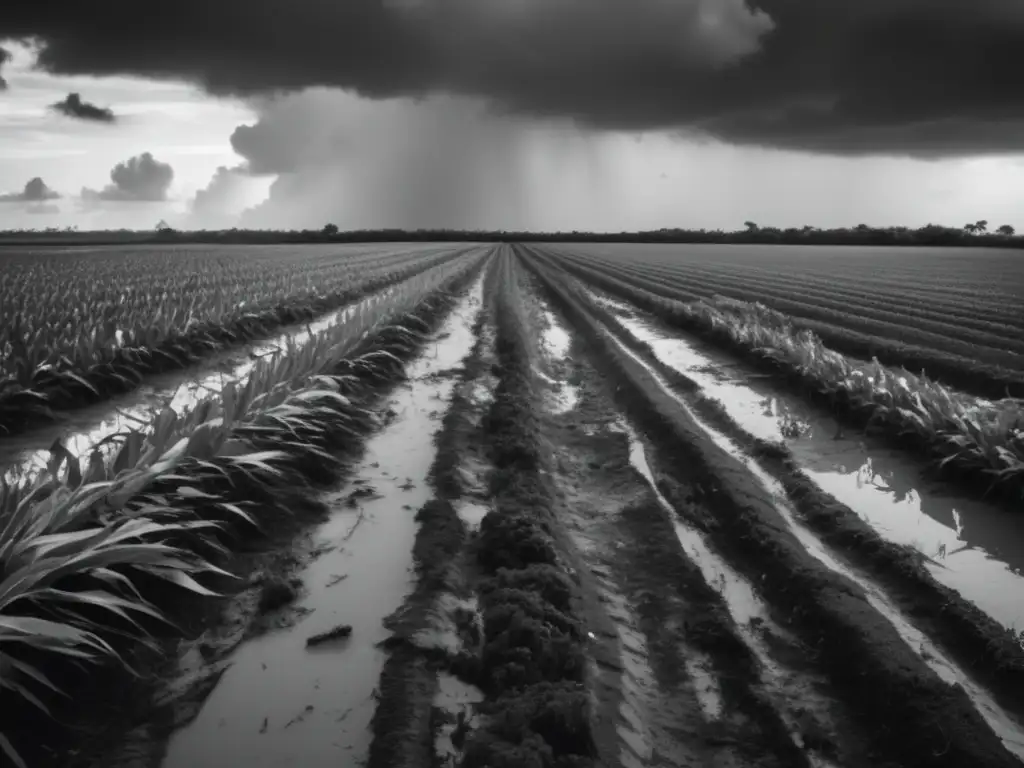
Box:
<box><xmin>0</xmin><ymin>245</ymin><xmax>477</xmax><ymax>448</ymax></box>
<box><xmin>579</xmin><ymin>282</ymin><xmax>1024</xmax><ymax>724</ymax></box>
<box><xmin>25</xmin><ymin>245</ymin><xmax>1024</xmax><ymax>768</ymax></box>
<box><xmin>522</xmin><ymin>249</ymin><xmax>1024</xmax><ymax>767</ymax></box>
<box><xmin>5</xmin><ymin>260</ymin><xmax>489</xmax><ymax>768</ymax></box>
<box><xmin>434</xmin><ymin>673</ymin><xmax>485</xmax><ymax>766</ymax></box>
<box><xmin>606</xmin><ymin>299</ymin><xmax>1024</xmax><ymax>763</ymax></box>
<box><xmin>0</xmin><ymin>249</ymin><xmax>478</xmax><ymax>482</ymax></box>
<box><xmin>593</xmin><ymin>289</ymin><xmax>1024</xmax><ymax>638</ymax></box>
<box><xmin>523</xmin><ymin>266</ymin><xmax>866</xmax><ymax>768</ymax></box>
<box><xmin>155</xmin><ymin>275</ymin><xmax>486</xmax><ymax>768</ymax></box>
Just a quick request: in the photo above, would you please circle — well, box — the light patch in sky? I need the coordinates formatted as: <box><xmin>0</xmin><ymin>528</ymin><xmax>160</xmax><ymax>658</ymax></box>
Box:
<box><xmin>0</xmin><ymin>41</ymin><xmax>255</xmax><ymax>229</ymax></box>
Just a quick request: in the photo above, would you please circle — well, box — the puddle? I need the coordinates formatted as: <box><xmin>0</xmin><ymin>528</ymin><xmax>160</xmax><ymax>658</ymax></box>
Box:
<box><xmin>160</xmin><ymin>276</ymin><xmax>485</xmax><ymax>768</ymax></box>
<box><xmin>622</xmin><ymin>420</ymin><xmax>845</xmax><ymax>759</ymax></box>
<box><xmin>542</xmin><ymin>310</ymin><xmax>573</xmax><ymax>358</ymax></box>
<box><xmin>622</xmin><ymin>421</ymin><xmax>768</xmax><ymax>627</ymax></box>
<box><xmin>603</xmin><ymin>327</ymin><xmax>1024</xmax><ymax>761</ymax></box>
<box><xmin>599</xmin><ymin>590</ymin><xmax>661</xmax><ymax>766</ymax></box>
<box><xmin>467</xmin><ymin>379</ymin><xmax>496</xmax><ymax>410</ymax></box>
<box><xmin>434</xmin><ymin>672</ymin><xmax>484</xmax><ymax>766</ymax></box>
<box><xmin>596</xmin><ymin>292</ymin><xmax>1024</xmax><ymax>638</ymax></box>
<box><xmin>409</xmin><ymin>593</ymin><xmax>481</xmax><ymax>660</ymax></box>
<box><xmin>454</xmin><ymin>501</ymin><xmax>489</xmax><ymax>532</ymax></box>
<box><xmin>0</xmin><ymin>249</ymin><xmax>474</xmax><ymax>483</ymax></box>
<box><xmin>539</xmin><ymin>310</ymin><xmax>580</xmax><ymax>414</ymax></box>
<box><xmin>681</xmin><ymin>656</ymin><xmax>725</xmax><ymax>723</ymax></box>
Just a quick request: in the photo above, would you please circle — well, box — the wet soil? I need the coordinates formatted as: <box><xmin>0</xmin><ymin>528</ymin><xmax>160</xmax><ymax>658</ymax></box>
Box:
<box><xmin>25</xmin><ymin>245</ymin><xmax>1024</xmax><ymax>768</ymax></box>
<box><xmin>588</xmin><ymin>289</ymin><xmax>1024</xmax><ymax>638</ymax></box>
<box><xmin>155</xmin><ymin>276</ymin><xmax>488</xmax><ymax>768</ymax></box>
<box><xmin>521</xmin><ymin>248</ymin><xmax>1024</xmax><ymax>767</ymax></box>
<box><xmin>521</xmin><ymin>266</ymin><xmax>872</xmax><ymax>768</ymax></box>
<box><xmin>576</xmin><ymin>286</ymin><xmax>1024</xmax><ymax>723</ymax></box>
<box><xmin>16</xmin><ymin>263</ymin><xmax>489</xmax><ymax>768</ymax></box>
<box><xmin>0</xmin><ymin>246</ymin><xmax>482</xmax><ymax>481</ymax></box>
<box><xmin>0</xmin><ymin>244</ymin><xmax>478</xmax><ymax>445</ymax></box>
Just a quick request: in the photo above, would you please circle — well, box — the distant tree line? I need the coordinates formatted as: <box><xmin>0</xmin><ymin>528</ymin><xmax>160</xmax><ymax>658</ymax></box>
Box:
<box><xmin>0</xmin><ymin>221</ymin><xmax>1020</xmax><ymax>248</ymax></box>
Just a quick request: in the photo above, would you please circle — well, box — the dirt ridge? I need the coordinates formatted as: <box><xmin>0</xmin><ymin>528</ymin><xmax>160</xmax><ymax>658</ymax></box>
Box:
<box><xmin>529</xmin><ymin>244</ymin><xmax>1023</xmax><ymax>504</ymax></box>
<box><xmin>6</xmin><ymin>252</ymin><xmax>490</xmax><ymax>768</ymax></box>
<box><xmin>528</xmin><ymin>247</ymin><xmax>1024</xmax><ymax>718</ymax></box>
<box><xmin>519</xmin><ymin>245</ymin><xmax>1024</xmax><ymax>768</ymax></box>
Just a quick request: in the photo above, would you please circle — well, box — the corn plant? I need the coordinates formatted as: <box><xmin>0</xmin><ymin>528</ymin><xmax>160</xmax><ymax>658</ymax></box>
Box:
<box><xmin>0</xmin><ymin>252</ymin><xmax>485</xmax><ymax>767</ymax></box>
<box><xmin>679</xmin><ymin>295</ymin><xmax>1024</xmax><ymax>493</ymax></box>
<box><xmin>0</xmin><ymin>245</ymin><xmax>469</xmax><ymax>434</ymax></box>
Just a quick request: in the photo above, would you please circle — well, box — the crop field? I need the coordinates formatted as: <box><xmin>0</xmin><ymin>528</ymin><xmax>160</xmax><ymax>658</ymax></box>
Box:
<box><xmin>548</xmin><ymin>243</ymin><xmax>1024</xmax><ymax>400</ymax></box>
<box><xmin>0</xmin><ymin>242</ymin><xmax>473</xmax><ymax>436</ymax></box>
<box><xmin>2</xmin><ymin>243</ymin><xmax>1024</xmax><ymax>768</ymax></box>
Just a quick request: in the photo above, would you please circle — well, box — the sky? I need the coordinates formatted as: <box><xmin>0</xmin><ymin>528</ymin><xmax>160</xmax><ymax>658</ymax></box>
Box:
<box><xmin>2</xmin><ymin>0</ymin><xmax>1024</xmax><ymax>232</ymax></box>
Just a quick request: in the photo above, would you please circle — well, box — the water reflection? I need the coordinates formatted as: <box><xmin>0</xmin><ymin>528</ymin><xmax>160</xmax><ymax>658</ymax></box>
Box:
<box><xmin>593</xmin><ymin>291</ymin><xmax>1024</xmax><ymax>635</ymax></box>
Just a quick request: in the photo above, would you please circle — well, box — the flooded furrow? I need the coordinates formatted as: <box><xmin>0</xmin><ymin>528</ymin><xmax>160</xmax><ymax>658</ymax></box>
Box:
<box><xmin>532</xmin><ymin>313</ymin><xmax>675</xmax><ymax>766</ymax></box>
<box><xmin>588</xmin><ymin>289</ymin><xmax>1024</xmax><ymax>639</ymax></box>
<box><xmin>158</xmin><ymin>276</ymin><xmax>485</xmax><ymax>768</ymax></box>
<box><xmin>532</xmin><ymin>288</ymin><xmax>837</xmax><ymax>768</ymax></box>
<box><xmin>621</xmin><ymin>420</ymin><xmax>846</xmax><ymax>768</ymax></box>
<box><xmin>594</xmin><ymin>309</ymin><xmax>1024</xmax><ymax>761</ymax></box>
<box><xmin>536</xmin><ymin>309</ymin><xmax>581</xmax><ymax>414</ymax></box>
<box><xmin>547</xmin><ymin>423</ymin><xmax>720</xmax><ymax>768</ymax></box>
<box><xmin>432</xmin><ymin>672</ymin><xmax>484</xmax><ymax>767</ymax></box>
<box><xmin>1</xmin><ymin>253</ymin><xmax>473</xmax><ymax>482</ymax></box>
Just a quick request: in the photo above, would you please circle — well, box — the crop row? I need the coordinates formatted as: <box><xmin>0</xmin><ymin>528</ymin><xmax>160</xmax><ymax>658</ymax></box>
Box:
<box><xmin>552</xmin><ymin>247</ymin><xmax>1024</xmax><ymax>362</ymax></box>
<box><xmin>0</xmin><ymin>245</ymin><xmax>475</xmax><ymax>436</ymax></box>
<box><xmin>549</xmin><ymin>247</ymin><xmax>1024</xmax><ymax>399</ymax></box>
<box><xmin>520</xmin><ymin>249</ymin><xmax>1024</xmax><ymax>767</ymax></box>
<box><xmin>460</xmin><ymin>251</ymin><xmax>597</xmax><ymax>766</ymax></box>
<box><xmin>532</xmin><ymin>247</ymin><xmax>1024</xmax><ymax>504</ymax></box>
<box><xmin>674</xmin><ymin>260</ymin><xmax>1024</xmax><ymax>328</ymax></box>
<box><xmin>582</xmin><ymin>242</ymin><xmax>1024</xmax><ymax>307</ymax></box>
<box><xmin>0</xmin><ymin>243</ymin><xmax>448</xmax><ymax>346</ymax></box>
<box><xmin>562</xmin><ymin>247</ymin><xmax>1024</xmax><ymax>343</ymax></box>
<box><xmin>0</xmin><ymin>252</ymin><xmax>486</xmax><ymax>768</ymax></box>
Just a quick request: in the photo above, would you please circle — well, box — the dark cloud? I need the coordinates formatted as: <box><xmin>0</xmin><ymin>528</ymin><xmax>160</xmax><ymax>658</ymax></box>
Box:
<box><xmin>0</xmin><ymin>177</ymin><xmax>61</xmax><ymax>203</ymax></box>
<box><xmin>230</xmin><ymin>105</ymin><xmax>348</xmax><ymax>175</ymax></box>
<box><xmin>4</xmin><ymin>0</ymin><xmax>1024</xmax><ymax>154</ymax></box>
<box><xmin>51</xmin><ymin>92</ymin><xmax>117</xmax><ymax>123</ymax></box>
<box><xmin>0</xmin><ymin>45</ymin><xmax>9</xmax><ymax>89</ymax></box>
<box><xmin>81</xmin><ymin>152</ymin><xmax>174</xmax><ymax>202</ymax></box>
<box><xmin>236</xmin><ymin>92</ymin><xmax>539</xmax><ymax>230</ymax></box>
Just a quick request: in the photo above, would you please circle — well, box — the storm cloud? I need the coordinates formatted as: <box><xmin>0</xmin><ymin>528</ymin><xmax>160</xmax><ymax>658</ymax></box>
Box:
<box><xmin>51</xmin><ymin>92</ymin><xmax>117</xmax><ymax>123</ymax></box>
<box><xmin>236</xmin><ymin>91</ymin><xmax>537</xmax><ymax>230</ymax></box>
<box><xmin>81</xmin><ymin>152</ymin><xmax>174</xmax><ymax>202</ymax></box>
<box><xmin>4</xmin><ymin>0</ymin><xmax>1024</xmax><ymax>155</ymax></box>
<box><xmin>0</xmin><ymin>177</ymin><xmax>61</xmax><ymax>203</ymax></box>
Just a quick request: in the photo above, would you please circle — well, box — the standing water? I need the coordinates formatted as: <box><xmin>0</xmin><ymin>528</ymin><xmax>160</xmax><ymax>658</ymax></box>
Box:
<box><xmin>160</xmin><ymin>277</ymin><xmax>485</xmax><ymax>768</ymax></box>
<box><xmin>598</xmin><ymin>317</ymin><xmax>1024</xmax><ymax>761</ymax></box>
<box><xmin>621</xmin><ymin>420</ymin><xmax>845</xmax><ymax>767</ymax></box>
<box><xmin>0</xmin><ymin>247</ymin><xmax>472</xmax><ymax>481</ymax></box>
<box><xmin>590</xmin><ymin>291</ymin><xmax>1024</xmax><ymax>638</ymax></box>
<box><xmin>538</xmin><ymin>309</ymin><xmax>580</xmax><ymax>414</ymax></box>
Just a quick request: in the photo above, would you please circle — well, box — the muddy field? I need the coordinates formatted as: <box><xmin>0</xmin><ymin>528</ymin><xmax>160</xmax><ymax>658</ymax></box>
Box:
<box><xmin>8</xmin><ymin>245</ymin><xmax>1024</xmax><ymax>767</ymax></box>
